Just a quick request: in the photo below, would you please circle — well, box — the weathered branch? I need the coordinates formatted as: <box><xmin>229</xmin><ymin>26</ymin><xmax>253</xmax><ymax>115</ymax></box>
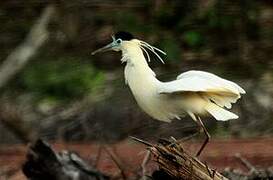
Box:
<box><xmin>132</xmin><ymin>137</ymin><xmax>228</xmax><ymax>180</ymax></box>
<box><xmin>0</xmin><ymin>5</ymin><xmax>56</xmax><ymax>143</ymax></box>
<box><xmin>235</xmin><ymin>153</ymin><xmax>258</xmax><ymax>174</ymax></box>
<box><xmin>0</xmin><ymin>5</ymin><xmax>55</xmax><ymax>90</ymax></box>
<box><xmin>22</xmin><ymin>139</ymin><xmax>109</xmax><ymax>180</ymax></box>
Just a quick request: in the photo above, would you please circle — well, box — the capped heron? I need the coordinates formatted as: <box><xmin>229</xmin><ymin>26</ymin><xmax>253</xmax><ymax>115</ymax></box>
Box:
<box><xmin>92</xmin><ymin>31</ymin><xmax>245</xmax><ymax>156</ymax></box>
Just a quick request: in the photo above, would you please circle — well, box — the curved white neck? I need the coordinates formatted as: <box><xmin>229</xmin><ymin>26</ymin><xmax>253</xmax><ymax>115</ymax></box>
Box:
<box><xmin>121</xmin><ymin>43</ymin><xmax>158</xmax><ymax>85</ymax></box>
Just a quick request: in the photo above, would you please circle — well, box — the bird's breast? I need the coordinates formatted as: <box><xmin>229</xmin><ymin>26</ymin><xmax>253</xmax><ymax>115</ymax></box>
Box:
<box><xmin>125</xmin><ymin>65</ymin><xmax>158</xmax><ymax>104</ymax></box>
<box><xmin>124</xmin><ymin>65</ymin><xmax>182</xmax><ymax>122</ymax></box>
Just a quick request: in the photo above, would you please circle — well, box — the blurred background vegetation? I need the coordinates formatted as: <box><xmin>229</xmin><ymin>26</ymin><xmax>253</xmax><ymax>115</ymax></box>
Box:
<box><xmin>0</xmin><ymin>0</ymin><xmax>272</xmax><ymax>144</ymax></box>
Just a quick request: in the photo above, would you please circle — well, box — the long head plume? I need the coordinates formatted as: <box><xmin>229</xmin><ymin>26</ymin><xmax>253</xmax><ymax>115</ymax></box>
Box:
<box><xmin>138</xmin><ymin>40</ymin><xmax>166</xmax><ymax>64</ymax></box>
<box><xmin>91</xmin><ymin>30</ymin><xmax>167</xmax><ymax>64</ymax></box>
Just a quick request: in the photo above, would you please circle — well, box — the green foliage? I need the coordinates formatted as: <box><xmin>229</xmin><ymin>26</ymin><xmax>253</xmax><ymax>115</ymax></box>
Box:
<box><xmin>159</xmin><ymin>36</ymin><xmax>181</xmax><ymax>62</ymax></box>
<box><xmin>204</xmin><ymin>9</ymin><xmax>234</xmax><ymax>30</ymax></box>
<box><xmin>114</xmin><ymin>11</ymin><xmax>138</xmax><ymax>31</ymax></box>
<box><xmin>153</xmin><ymin>4</ymin><xmax>175</xmax><ymax>27</ymax></box>
<box><xmin>113</xmin><ymin>10</ymin><xmax>153</xmax><ymax>34</ymax></box>
<box><xmin>213</xmin><ymin>123</ymin><xmax>231</xmax><ymax>138</ymax></box>
<box><xmin>183</xmin><ymin>31</ymin><xmax>204</xmax><ymax>48</ymax></box>
<box><xmin>20</xmin><ymin>57</ymin><xmax>104</xmax><ymax>102</ymax></box>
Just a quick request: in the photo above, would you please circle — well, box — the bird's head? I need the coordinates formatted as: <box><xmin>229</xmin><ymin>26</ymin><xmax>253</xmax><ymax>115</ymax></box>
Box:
<box><xmin>92</xmin><ymin>31</ymin><xmax>166</xmax><ymax>63</ymax></box>
<box><xmin>91</xmin><ymin>31</ymin><xmax>134</xmax><ymax>55</ymax></box>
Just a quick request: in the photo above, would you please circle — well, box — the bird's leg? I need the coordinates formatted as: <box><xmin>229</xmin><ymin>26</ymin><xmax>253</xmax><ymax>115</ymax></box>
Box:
<box><xmin>196</xmin><ymin>116</ymin><xmax>211</xmax><ymax>157</ymax></box>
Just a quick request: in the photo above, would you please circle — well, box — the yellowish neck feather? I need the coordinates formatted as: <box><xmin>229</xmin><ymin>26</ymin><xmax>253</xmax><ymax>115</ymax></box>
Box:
<box><xmin>121</xmin><ymin>40</ymin><xmax>156</xmax><ymax>77</ymax></box>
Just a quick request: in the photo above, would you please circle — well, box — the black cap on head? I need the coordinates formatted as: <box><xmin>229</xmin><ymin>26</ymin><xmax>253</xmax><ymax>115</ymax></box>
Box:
<box><xmin>114</xmin><ymin>31</ymin><xmax>134</xmax><ymax>41</ymax></box>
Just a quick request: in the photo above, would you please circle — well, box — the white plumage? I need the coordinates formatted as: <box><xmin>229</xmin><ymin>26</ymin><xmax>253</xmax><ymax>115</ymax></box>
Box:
<box><xmin>92</xmin><ymin>32</ymin><xmax>246</xmax><ymax>156</ymax></box>
<box><xmin>121</xmin><ymin>39</ymin><xmax>245</xmax><ymax>123</ymax></box>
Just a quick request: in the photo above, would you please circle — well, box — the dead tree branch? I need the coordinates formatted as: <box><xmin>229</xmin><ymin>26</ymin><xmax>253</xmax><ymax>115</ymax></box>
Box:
<box><xmin>235</xmin><ymin>153</ymin><xmax>259</xmax><ymax>174</ymax></box>
<box><xmin>0</xmin><ymin>5</ymin><xmax>56</xmax><ymax>143</ymax></box>
<box><xmin>0</xmin><ymin>5</ymin><xmax>55</xmax><ymax>90</ymax></box>
<box><xmin>131</xmin><ymin>137</ymin><xmax>228</xmax><ymax>180</ymax></box>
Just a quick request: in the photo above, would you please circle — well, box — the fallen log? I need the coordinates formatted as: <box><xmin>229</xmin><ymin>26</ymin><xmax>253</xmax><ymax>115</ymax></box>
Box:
<box><xmin>22</xmin><ymin>139</ymin><xmax>109</xmax><ymax>180</ymax></box>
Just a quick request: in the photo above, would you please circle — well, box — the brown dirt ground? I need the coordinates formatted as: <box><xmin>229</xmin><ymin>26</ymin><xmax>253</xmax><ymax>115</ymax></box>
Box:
<box><xmin>1</xmin><ymin>138</ymin><xmax>273</xmax><ymax>179</ymax></box>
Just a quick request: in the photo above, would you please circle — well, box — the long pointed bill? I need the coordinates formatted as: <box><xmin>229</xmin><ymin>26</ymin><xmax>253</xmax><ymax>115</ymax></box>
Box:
<box><xmin>91</xmin><ymin>42</ymin><xmax>115</xmax><ymax>55</ymax></box>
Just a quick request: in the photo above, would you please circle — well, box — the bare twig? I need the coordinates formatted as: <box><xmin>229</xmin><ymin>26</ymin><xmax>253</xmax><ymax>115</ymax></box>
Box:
<box><xmin>235</xmin><ymin>153</ymin><xmax>259</xmax><ymax>174</ymax></box>
<box><xmin>130</xmin><ymin>136</ymin><xmax>153</xmax><ymax>147</ymax></box>
<box><xmin>0</xmin><ymin>5</ymin><xmax>55</xmax><ymax>90</ymax></box>
<box><xmin>141</xmin><ymin>150</ymin><xmax>151</xmax><ymax>180</ymax></box>
<box><xmin>103</xmin><ymin>145</ymin><xmax>127</xmax><ymax>180</ymax></box>
<box><xmin>92</xmin><ymin>145</ymin><xmax>103</xmax><ymax>168</ymax></box>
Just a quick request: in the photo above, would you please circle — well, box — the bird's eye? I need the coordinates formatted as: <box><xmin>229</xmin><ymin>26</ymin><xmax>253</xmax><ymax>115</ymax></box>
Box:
<box><xmin>116</xmin><ymin>39</ymin><xmax>122</xmax><ymax>44</ymax></box>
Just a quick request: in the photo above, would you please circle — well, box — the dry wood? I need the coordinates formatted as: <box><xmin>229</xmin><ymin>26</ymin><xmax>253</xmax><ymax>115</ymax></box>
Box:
<box><xmin>0</xmin><ymin>4</ymin><xmax>56</xmax><ymax>143</ymax></box>
<box><xmin>132</xmin><ymin>137</ymin><xmax>228</xmax><ymax>180</ymax></box>
<box><xmin>0</xmin><ymin>5</ymin><xmax>55</xmax><ymax>90</ymax></box>
<box><xmin>235</xmin><ymin>153</ymin><xmax>258</xmax><ymax>174</ymax></box>
<box><xmin>23</xmin><ymin>139</ymin><xmax>109</xmax><ymax>180</ymax></box>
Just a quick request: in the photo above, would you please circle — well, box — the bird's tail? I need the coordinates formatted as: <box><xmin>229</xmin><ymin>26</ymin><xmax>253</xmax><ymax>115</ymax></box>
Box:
<box><xmin>205</xmin><ymin>103</ymin><xmax>238</xmax><ymax>121</ymax></box>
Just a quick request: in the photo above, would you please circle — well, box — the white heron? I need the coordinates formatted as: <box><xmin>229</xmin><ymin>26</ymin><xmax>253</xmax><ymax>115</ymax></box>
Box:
<box><xmin>92</xmin><ymin>31</ymin><xmax>245</xmax><ymax>156</ymax></box>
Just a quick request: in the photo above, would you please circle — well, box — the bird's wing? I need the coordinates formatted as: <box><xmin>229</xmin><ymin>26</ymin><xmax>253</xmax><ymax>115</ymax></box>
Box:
<box><xmin>159</xmin><ymin>70</ymin><xmax>245</xmax><ymax>95</ymax></box>
<box><xmin>158</xmin><ymin>70</ymin><xmax>246</xmax><ymax>110</ymax></box>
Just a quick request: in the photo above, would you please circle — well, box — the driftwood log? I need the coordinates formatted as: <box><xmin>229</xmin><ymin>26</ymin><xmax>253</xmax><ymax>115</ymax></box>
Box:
<box><xmin>132</xmin><ymin>137</ymin><xmax>228</xmax><ymax>180</ymax></box>
<box><xmin>22</xmin><ymin>139</ymin><xmax>109</xmax><ymax>180</ymax></box>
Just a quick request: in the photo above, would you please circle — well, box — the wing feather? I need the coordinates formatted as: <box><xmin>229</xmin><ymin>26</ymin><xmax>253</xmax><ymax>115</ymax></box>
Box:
<box><xmin>177</xmin><ymin>70</ymin><xmax>246</xmax><ymax>94</ymax></box>
<box><xmin>158</xmin><ymin>70</ymin><xmax>245</xmax><ymax>110</ymax></box>
<box><xmin>158</xmin><ymin>70</ymin><xmax>246</xmax><ymax>95</ymax></box>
